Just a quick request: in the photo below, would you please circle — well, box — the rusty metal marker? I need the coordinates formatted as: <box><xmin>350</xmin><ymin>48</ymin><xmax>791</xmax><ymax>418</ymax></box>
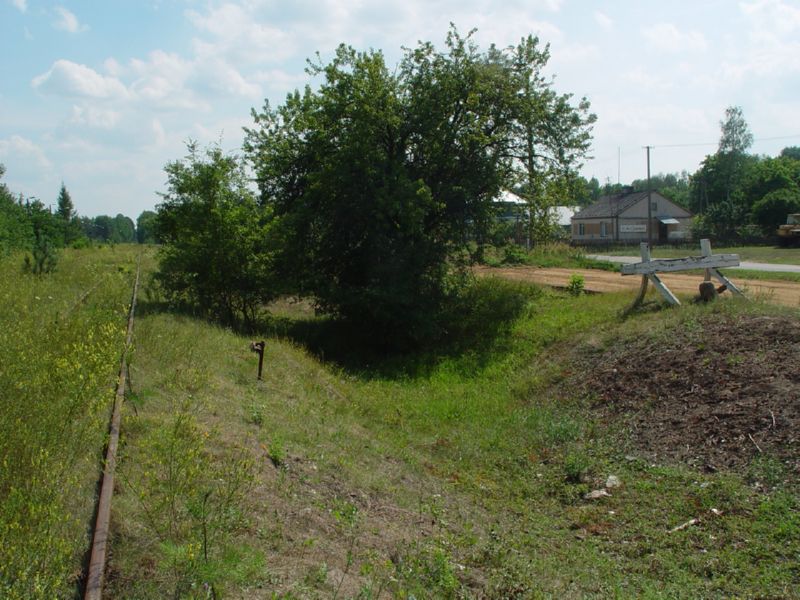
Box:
<box><xmin>250</xmin><ymin>340</ymin><xmax>265</xmax><ymax>380</ymax></box>
<box><xmin>83</xmin><ymin>259</ymin><xmax>140</xmax><ymax>600</ymax></box>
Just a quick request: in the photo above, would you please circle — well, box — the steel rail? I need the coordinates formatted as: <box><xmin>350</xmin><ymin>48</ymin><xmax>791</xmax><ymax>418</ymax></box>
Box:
<box><xmin>83</xmin><ymin>257</ymin><xmax>140</xmax><ymax>600</ymax></box>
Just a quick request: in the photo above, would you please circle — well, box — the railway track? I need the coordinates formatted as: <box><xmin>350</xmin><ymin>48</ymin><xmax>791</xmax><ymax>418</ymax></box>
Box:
<box><xmin>83</xmin><ymin>257</ymin><xmax>141</xmax><ymax>600</ymax></box>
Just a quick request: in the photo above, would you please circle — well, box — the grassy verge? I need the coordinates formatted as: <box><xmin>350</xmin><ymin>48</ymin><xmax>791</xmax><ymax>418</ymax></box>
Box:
<box><xmin>0</xmin><ymin>245</ymin><xmax>144</xmax><ymax>598</ymax></box>
<box><xmin>108</xmin><ymin>272</ymin><xmax>798</xmax><ymax>597</ymax></box>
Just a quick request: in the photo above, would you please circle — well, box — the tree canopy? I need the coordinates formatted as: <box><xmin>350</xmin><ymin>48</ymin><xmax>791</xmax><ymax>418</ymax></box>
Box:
<box><xmin>242</xmin><ymin>29</ymin><xmax>594</xmax><ymax>341</ymax></box>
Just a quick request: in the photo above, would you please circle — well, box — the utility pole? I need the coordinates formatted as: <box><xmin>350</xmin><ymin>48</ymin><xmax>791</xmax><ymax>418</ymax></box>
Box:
<box><xmin>645</xmin><ymin>145</ymin><xmax>653</xmax><ymax>248</ymax></box>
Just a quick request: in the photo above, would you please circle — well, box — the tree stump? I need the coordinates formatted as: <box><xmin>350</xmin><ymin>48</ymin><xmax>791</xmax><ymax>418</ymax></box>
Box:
<box><xmin>699</xmin><ymin>281</ymin><xmax>718</xmax><ymax>302</ymax></box>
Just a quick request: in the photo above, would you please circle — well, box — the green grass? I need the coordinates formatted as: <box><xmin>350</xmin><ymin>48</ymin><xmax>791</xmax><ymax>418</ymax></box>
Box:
<box><xmin>106</xmin><ymin>267</ymin><xmax>799</xmax><ymax>597</ymax></box>
<box><xmin>0</xmin><ymin>245</ymin><xmax>144</xmax><ymax>599</ymax></box>
<box><xmin>482</xmin><ymin>241</ymin><xmax>620</xmax><ymax>272</ymax></box>
<box><xmin>594</xmin><ymin>243</ymin><xmax>800</xmax><ymax>265</ymax></box>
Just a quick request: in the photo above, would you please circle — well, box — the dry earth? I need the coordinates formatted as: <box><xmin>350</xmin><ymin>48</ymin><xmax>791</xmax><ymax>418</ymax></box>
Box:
<box><xmin>576</xmin><ymin>313</ymin><xmax>800</xmax><ymax>480</ymax></box>
<box><xmin>476</xmin><ymin>265</ymin><xmax>800</xmax><ymax>308</ymax></box>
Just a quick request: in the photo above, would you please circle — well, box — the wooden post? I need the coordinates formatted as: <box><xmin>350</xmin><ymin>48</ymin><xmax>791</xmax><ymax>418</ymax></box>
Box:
<box><xmin>700</xmin><ymin>238</ymin><xmax>745</xmax><ymax>297</ymax></box>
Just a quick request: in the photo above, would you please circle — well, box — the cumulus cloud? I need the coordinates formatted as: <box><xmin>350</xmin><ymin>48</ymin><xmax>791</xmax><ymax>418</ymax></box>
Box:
<box><xmin>718</xmin><ymin>0</ymin><xmax>800</xmax><ymax>86</ymax></box>
<box><xmin>69</xmin><ymin>105</ymin><xmax>121</xmax><ymax>129</ymax></box>
<box><xmin>53</xmin><ymin>6</ymin><xmax>89</xmax><ymax>33</ymax></box>
<box><xmin>641</xmin><ymin>22</ymin><xmax>708</xmax><ymax>53</ymax></box>
<box><xmin>32</xmin><ymin>60</ymin><xmax>128</xmax><ymax>99</ymax></box>
<box><xmin>129</xmin><ymin>50</ymin><xmax>206</xmax><ymax>109</ymax></box>
<box><xmin>0</xmin><ymin>135</ymin><xmax>51</xmax><ymax>169</ymax></box>
<box><xmin>187</xmin><ymin>3</ymin><xmax>296</xmax><ymax>64</ymax></box>
<box><xmin>594</xmin><ymin>10</ymin><xmax>613</xmax><ymax>31</ymax></box>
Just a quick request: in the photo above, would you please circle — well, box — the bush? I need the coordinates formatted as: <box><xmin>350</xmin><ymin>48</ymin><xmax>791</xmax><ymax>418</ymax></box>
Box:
<box><xmin>155</xmin><ymin>143</ymin><xmax>278</xmax><ymax>328</ymax></box>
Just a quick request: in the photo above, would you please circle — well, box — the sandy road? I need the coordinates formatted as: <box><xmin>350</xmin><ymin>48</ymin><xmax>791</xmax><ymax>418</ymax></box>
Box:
<box><xmin>476</xmin><ymin>265</ymin><xmax>800</xmax><ymax>309</ymax></box>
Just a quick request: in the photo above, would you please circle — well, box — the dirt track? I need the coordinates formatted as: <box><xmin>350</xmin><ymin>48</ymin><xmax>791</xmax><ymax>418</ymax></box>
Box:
<box><xmin>477</xmin><ymin>265</ymin><xmax>800</xmax><ymax>308</ymax></box>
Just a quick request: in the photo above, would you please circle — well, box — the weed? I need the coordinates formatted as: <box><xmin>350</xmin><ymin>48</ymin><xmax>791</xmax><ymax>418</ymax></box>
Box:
<box><xmin>564</xmin><ymin>450</ymin><xmax>591</xmax><ymax>484</ymax></box>
<box><xmin>267</xmin><ymin>436</ymin><xmax>286</xmax><ymax>468</ymax></box>
<box><xmin>566</xmin><ymin>273</ymin><xmax>585</xmax><ymax>296</ymax></box>
<box><xmin>248</xmin><ymin>401</ymin><xmax>265</xmax><ymax>426</ymax></box>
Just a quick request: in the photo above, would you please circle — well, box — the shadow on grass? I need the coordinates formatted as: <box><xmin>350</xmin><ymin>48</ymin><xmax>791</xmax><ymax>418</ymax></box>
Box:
<box><xmin>134</xmin><ymin>275</ymin><xmax>546</xmax><ymax>380</ymax></box>
<box><xmin>261</xmin><ymin>277</ymin><xmax>544</xmax><ymax>379</ymax></box>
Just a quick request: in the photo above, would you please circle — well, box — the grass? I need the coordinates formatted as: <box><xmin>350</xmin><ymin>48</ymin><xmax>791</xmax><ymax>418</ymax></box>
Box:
<box><xmin>105</xmin><ymin>259</ymin><xmax>799</xmax><ymax>597</ymax></box>
<box><xmin>0</xmin><ymin>245</ymin><xmax>144</xmax><ymax>599</ymax></box>
<box><xmin>482</xmin><ymin>241</ymin><xmax>620</xmax><ymax>272</ymax></box>
<box><xmin>593</xmin><ymin>243</ymin><xmax>800</xmax><ymax>265</ymax></box>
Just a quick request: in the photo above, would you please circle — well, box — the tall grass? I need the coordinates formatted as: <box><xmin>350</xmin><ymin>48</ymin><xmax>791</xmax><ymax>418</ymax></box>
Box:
<box><xmin>0</xmin><ymin>246</ymin><xmax>140</xmax><ymax>598</ymax></box>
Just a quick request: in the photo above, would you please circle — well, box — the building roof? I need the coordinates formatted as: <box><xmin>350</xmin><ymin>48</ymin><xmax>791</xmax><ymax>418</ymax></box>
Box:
<box><xmin>573</xmin><ymin>191</ymin><xmax>649</xmax><ymax>219</ymax></box>
<box><xmin>572</xmin><ymin>190</ymin><xmax>690</xmax><ymax>220</ymax></box>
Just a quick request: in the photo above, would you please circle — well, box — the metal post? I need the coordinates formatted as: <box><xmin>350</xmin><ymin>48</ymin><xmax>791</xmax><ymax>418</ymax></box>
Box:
<box><xmin>250</xmin><ymin>341</ymin><xmax>265</xmax><ymax>380</ymax></box>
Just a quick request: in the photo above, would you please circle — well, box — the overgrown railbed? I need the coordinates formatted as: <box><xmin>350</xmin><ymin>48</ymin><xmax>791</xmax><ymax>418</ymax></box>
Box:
<box><xmin>0</xmin><ymin>247</ymin><xmax>141</xmax><ymax>599</ymax></box>
<box><xmin>102</xmin><ymin>266</ymin><xmax>800</xmax><ymax>598</ymax></box>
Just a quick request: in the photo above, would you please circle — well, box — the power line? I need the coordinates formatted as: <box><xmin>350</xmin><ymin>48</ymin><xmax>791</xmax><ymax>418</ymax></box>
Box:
<box><xmin>645</xmin><ymin>133</ymin><xmax>800</xmax><ymax>150</ymax></box>
<box><xmin>591</xmin><ymin>133</ymin><xmax>800</xmax><ymax>156</ymax></box>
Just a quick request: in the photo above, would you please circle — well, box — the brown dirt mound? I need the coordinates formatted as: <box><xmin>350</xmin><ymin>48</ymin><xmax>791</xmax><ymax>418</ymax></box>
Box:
<box><xmin>585</xmin><ymin>313</ymin><xmax>800</xmax><ymax>476</ymax></box>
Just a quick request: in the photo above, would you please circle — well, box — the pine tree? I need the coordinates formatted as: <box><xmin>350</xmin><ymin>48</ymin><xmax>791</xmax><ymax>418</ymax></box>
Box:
<box><xmin>56</xmin><ymin>183</ymin><xmax>79</xmax><ymax>246</ymax></box>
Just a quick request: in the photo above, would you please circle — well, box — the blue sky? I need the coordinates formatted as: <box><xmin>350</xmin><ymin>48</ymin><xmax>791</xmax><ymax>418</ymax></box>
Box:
<box><xmin>1</xmin><ymin>0</ymin><xmax>799</xmax><ymax>219</ymax></box>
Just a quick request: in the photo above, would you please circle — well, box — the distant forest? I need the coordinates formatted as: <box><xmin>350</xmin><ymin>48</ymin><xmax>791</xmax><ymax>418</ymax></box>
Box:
<box><xmin>0</xmin><ymin>167</ymin><xmax>156</xmax><ymax>256</ymax></box>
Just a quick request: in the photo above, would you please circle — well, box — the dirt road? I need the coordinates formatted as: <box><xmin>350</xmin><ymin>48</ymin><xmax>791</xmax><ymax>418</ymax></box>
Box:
<box><xmin>476</xmin><ymin>265</ymin><xmax>800</xmax><ymax>308</ymax></box>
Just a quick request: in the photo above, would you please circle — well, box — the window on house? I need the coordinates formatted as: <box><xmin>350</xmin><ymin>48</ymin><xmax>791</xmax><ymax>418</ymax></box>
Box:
<box><xmin>578</xmin><ymin>223</ymin><xmax>585</xmax><ymax>235</ymax></box>
<box><xmin>600</xmin><ymin>222</ymin><xmax>607</xmax><ymax>237</ymax></box>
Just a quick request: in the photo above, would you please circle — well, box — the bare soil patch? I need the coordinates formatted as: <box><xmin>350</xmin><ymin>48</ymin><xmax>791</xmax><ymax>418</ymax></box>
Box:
<box><xmin>580</xmin><ymin>313</ymin><xmax>800</xmax><ymax>477</ymax></box>
<box><xmin>477</xmin><ymin>265</ymin><xmax>800</xmax><ymax>308</ymax></box>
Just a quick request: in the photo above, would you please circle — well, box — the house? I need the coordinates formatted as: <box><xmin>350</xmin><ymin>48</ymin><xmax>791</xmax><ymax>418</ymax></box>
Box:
<box><xmin>571</xmin><ymin>189</ymin><xmax>692</xmax><ymax>245</ymax></box>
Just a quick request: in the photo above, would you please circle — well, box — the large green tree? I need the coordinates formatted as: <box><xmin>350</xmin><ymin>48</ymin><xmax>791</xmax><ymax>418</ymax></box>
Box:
<box><xmin>136</xmin><ymin>210</ymin><xmax>159</xmax><ymax>244</ymax></box>
<box><xmin>689</xmin><ymin>106</ymin><xmax>756</xmax><ymax>217</ymax></box>
<box><xmin>245</xmin><ymin>29</ymin><xmax>593</xmax><ymax>342</ymax></box>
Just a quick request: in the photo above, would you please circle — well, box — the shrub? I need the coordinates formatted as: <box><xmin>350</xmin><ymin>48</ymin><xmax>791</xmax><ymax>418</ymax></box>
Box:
<box><xmin>155</xmin><ymin>142</ymin><xmax>279</xmax><ymax>328</ymax></box>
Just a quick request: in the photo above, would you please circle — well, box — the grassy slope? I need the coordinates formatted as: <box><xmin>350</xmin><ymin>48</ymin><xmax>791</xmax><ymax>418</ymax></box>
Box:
<box><xmin>109</xmin><ymin>274</ymin><xmax>799</xmax><ymax>598</ymax></box>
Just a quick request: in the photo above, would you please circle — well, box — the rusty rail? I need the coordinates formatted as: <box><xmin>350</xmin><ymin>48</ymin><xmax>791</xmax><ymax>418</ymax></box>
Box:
<box><xmin>83</xmin><ymin>257</ymin><xmax>140</xmax><ymax>600</ymax></box>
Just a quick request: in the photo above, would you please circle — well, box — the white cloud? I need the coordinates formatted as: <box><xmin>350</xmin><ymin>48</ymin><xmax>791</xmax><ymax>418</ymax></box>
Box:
<box><xmin>594</xmin><ymin>10</ymin><xmax>613</xmax><ymax>31</ymax></box>
<box><xmin>151</xmin><ymin>118</ymin><xmax>167</xmax><ymax>147</ymax></box>
<box><xmin>641</xmin><ymin>22</ymin><xmax>708</xmax><ymax>53</ymax></box>
<box><xmin>622</xmin><ymin>67</ymin><xmax>674</xmax><ymax>92</ymax></box>
<box><xmin>0</xmin><ymin>135</ymin><xmax>51</xmax><ymax>169</ymax></box>
<box><xmin>104</xmin><ymin>58</ymin><xmax>123</xmax><ymax>77</ymax></box>
<box><xmin>32</xmin><ymin>60</ymin><xmax>128</xmax><ymax>99</ymax></box>
<box><xmin>740</xmin><ymin>0</ymin><xmax>800</xmax><ymax>36</ymax></box>
<box><xmin>69</xmin><ymin>105</ymin><xmax>121</xmax><ymax>129</ymax></box>
<box><xmin>716</xmin><ymin>0</ymin><xmax>800</xmax><ymax>87</ymax></box>
<box><xmin>129</xmin><ymin>50</ymin><xmax>205</xmax><ymax>109</ymax></box>
<box><xmin>10</xmin><ymin>0</ymin><xmax>27</xmax><ymax>13</ymax></box>
<box><xmin>53</xmin><ymin>6</ymin><xmax>89</xmax><ymax>34</ymax></box>
<box><xmin>187</xmin><ymin>4</ymin><xmax>296</xmax><ymax>64</ymax></box>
